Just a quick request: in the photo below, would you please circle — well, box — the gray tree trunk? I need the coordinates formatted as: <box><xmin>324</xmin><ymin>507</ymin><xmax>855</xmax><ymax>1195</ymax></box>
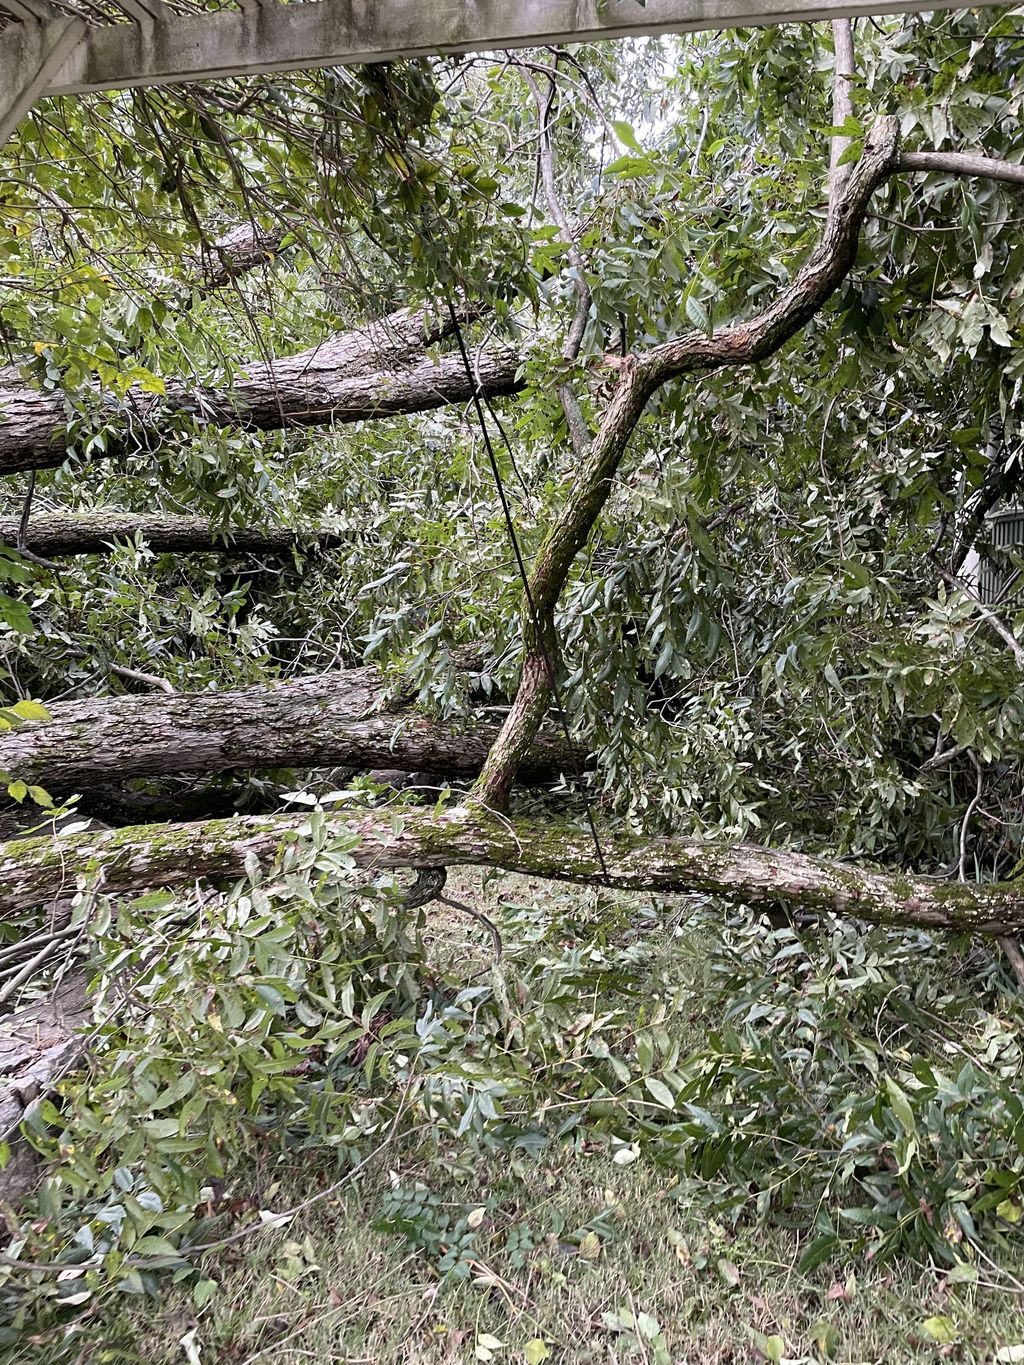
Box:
<box><xmin>0</xmin><ymin>511</ymin><xmax>349</xmax><ymax>556</ymax></box>
<box><xmin>0</xmin><ymin>304</ymin><xmax>521</xmax><ymax>475</ymax></box>
<box><xmin>0</xmin><ymin>667</ymin><xmax>572</xmax><ymax>790</ymax></box>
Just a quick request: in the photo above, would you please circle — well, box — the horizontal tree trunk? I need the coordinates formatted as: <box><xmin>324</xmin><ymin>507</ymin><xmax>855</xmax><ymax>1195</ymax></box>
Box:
<box><xmin>0</xmin><ymin>668</ymin><xmax>572</xmax><ymax>790</ymax></box>
<box><xmin>0</xmin><ymin>305</ymin><xmax>521</xmax><ymax>475</ymax></box>
<box><xmin>0</xmin><ymin>511</ymin><xmax>350</xmax><ymax>556</ymax></box>
<box><xmin>1</xmin><ymin>807</ymin><xmax>1022</xmax><ymax>934</ymax></box>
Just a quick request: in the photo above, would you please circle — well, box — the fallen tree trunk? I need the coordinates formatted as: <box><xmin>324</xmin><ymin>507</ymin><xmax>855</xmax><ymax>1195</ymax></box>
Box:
<box><xmin>1</xmin><ymin>807</ymin><xmax>1022</xmax><ymax>934</ymax></box>
<box><xmin>0</xmin><ymin>974</ymin><xmax>90</xmax><ymax>1204</ymax></box>
<box><xmin>0</xmin><ymin>511</ymin><xmax>349</xmax><ymax>556</ymax></box>
<box><xmin>0</xmin><ymin>668</ymin><xmax>572</xmax><ymax>789</ymax></box>
<box><xmin>198</xmin><ymin>223</ymin><xmax>283</xmax><ymax>291</ymax></box>
<box><xmin>0</xmin><ymin>305</ymin><xmax>521</xmax><ymax>475</ymax></box>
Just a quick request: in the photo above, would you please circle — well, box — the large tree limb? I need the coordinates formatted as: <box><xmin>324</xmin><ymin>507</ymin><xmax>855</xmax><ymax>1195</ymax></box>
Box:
<box><xmin>0</xmin><ymin>667</ymin><xmax>573</xmax><ymax>790</ymax></box>
<box><xmin>473</xmin><ymin>122</ymin><xmax>1024</xmax><ymax>809</ymax></box>
<box><xmin>0</xmin><ymin>307</ymin><xmax>522</xmax><ymax>476</ymax></box>
<box><xmin>0</xmin><ymin>510</ymin><xmax>350</xmax><ymax>556</ymax></box>
<box><xmin>1</xmin><ymin>807</ymin><xmax>1022</xmax><ymax>934</ymax></box>
<box><xmin>473</xmin><ymin>119</ymin><xmax>902</xmax><ymax>808</ymax></box>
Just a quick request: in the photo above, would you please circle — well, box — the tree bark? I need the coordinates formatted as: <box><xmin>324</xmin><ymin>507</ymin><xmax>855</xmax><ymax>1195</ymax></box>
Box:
<box><xmin>198</xmin><ymin>223</ymin><xmax>283</xmax><ymax>291</ymax></box>
<box><xmin>0</xmin><ymin>306</ymin><xmax>521</xmax><ymax>476</ymax></box>
<box><xmin>0</xmin><ymin>668</ymin><xmax>572</xmax><ymax>790</ymax></box>
<box><xmin>0</xmin><ymin>975</ymin><xmax>90</xmax><ymax>1204</ymax></box>
<box><xmin>0</xmin><ymin>511</ymin><xmax>350</xmax><ymax>556</ymax></box>
<box><xmin>1</xmin><ymin>807</ymin><xmax>1022</xmax><ymax>935</ymax></box>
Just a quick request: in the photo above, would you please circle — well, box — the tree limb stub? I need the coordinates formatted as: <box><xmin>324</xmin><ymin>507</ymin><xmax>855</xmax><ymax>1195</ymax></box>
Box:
<box><xmin>0</xmin><ymin>511</ymin><xmax>349</xmax><ymax>556</ymax></box>
<box><xmin>0</xmin><ymin>306</ymin><xmax>521</xmax><ymax>476</ymax></box>
<box><xmin>0</xmin><ymin>667</ymin><xmax>573</xmax><ymax>790</ymax></box>
<box><xmin>0</xmin><ymin>808</ymin><xmax>1021</xmax><ymax>936</ymax></box>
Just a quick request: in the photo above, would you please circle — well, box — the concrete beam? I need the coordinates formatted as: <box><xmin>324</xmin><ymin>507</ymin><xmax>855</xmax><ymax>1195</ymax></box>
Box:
<box><xmin>0</xmin><ymin>12</ymin><xmax>84</xmax><ymax>144</ymax></box>
<box><xmin>18</xmin><ymin>0</ymin><xmax>1003</xmax><ymax>100</ymax></box>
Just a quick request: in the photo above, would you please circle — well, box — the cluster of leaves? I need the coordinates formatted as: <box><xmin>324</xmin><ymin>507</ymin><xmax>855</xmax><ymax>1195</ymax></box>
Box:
<box><xmin>4</xmin><ymin>832</ymin><xmax>1021</xmax><ymax>1340</ymax></box>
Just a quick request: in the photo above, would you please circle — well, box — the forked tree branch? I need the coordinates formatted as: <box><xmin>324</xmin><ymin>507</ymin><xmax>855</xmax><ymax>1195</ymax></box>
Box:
<box><xmin>472</xmin><ymin>115</ymin><xmax>1024</xmax><ymax>810</ymax></box>
<box><xmin>471</xmin><ymin>117</ymin><xmax>903</xmax><ymax>809</ymax></box>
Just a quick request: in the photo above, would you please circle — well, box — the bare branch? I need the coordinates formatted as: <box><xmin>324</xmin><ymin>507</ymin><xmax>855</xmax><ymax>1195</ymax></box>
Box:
<box><xmin>520</xmin><ymin>60</ymin><xmax>594</xmax><ymax>456</ymax></box>
<box><xmin>899</xmin><ymin>150</ymin><xmax>1024</xmax><ymax>188</ymax></box>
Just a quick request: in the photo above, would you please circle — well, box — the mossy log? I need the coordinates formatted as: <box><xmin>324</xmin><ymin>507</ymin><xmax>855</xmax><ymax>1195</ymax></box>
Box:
<box><xmin>2</xmin><ymin>807</ymin><xmax>1023</xmax><ymax>935</ymax></box>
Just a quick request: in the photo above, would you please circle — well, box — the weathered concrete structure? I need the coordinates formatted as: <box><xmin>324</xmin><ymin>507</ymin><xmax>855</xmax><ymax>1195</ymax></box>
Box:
<box><xmin>0</xmin><ymin>0</ymin><xmax>1004</xmax><ymax>144</ymax></box>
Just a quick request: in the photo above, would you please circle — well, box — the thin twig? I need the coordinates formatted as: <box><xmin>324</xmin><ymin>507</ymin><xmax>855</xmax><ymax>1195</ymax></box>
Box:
<box><xmin>108</xmin><ymin>664</ymin><xmax>176</xmax><ymax>694</ymax></box>
<box><xmin>691</xmin><ymin>107</ymin><xmax>710</xmax><ymax>178</ymax></box>
<box><xmin>437</xmin><ymin>892</ymin><xmax>503</xmax><ymax>963</ymax></box>
<box><xmin>958</xmin><ymin>753</ymin><xmax>984</xmax><ymax>884</ymax></box>
<box><xmin>0</xmin><ymin>926</ymin><xmax>84</xmax><ymax>1007</ymax></box>
<box><xmin>958</xmin><ymin>756</ymin><xmax>1024</xmax><ymax>988</ymax></box>
<box><xmin>13</xmin><ymin>471</ymin><xmax>62</xmax><ymax>573</ymax></box>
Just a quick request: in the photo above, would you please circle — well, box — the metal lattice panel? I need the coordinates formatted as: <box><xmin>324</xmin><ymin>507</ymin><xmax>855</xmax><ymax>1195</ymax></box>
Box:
<box><xmin>979</xmin><ymin>507</ymin><xmax>1024</xmax><ymax>606</ymax></box>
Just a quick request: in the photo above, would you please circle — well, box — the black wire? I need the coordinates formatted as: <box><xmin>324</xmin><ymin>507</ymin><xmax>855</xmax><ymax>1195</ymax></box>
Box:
<box><xmin>442</xmin><ymin>294</ymin><xmax>611</xmax><ymax>883</ymax></box>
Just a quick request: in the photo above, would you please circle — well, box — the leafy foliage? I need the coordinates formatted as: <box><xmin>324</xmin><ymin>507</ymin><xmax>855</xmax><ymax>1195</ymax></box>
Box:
<box><xmin>4</xmin><ymin>837</ymin><xmax>1022</xmax><ymax>1336</ymax></box>
<box><xmin>2</xmin><ymin>10</ymin><xmax>1024</xmax><ymax>1349</ymax></box>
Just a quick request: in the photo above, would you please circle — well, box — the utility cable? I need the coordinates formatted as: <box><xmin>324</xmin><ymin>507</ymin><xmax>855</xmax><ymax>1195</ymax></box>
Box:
<box><xmin>442</xmin><ymin>294</ymin><xmax>611</xmax><ymax>882</ymax></box>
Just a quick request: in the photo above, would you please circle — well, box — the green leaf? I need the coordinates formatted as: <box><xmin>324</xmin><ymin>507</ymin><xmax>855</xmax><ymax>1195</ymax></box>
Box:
<box><xmin>996</xmin><ymin>1198</ymin><xmax>1021</xmax><ymax>1224</ymax></box>
<box><xmin>0</xmin><ymin>593</ymin><xmax>33</xmax><ymax>635</ymax></box>
<box><xmin>142</xmin><ymin>1119</ymin><xmax>180</xmax><ymax>1140</ymax></box>
<box><xmin>684</xmin><ymin>294</ymin><xmax>711</xmax><ymax>336</ymax></box>
<box><xmin>131</xmin><ymin>1236</ymin><xmax>183</xmax><ymax>1258</ymax></box>
<box><xmin>717</xmin><ymin>1258</ymin><xmax>740</xmax><ymax>1288</ymax></box>
<box><xmin>921</xmin><ymin>1316</ymin><xmax>957</xmax><ymax>1343</ymax></box>
<box><xmin>797</xmin><ymin>1234</ymin><xmax>840</xmax><ymax>1275</ymax></box>
<box><xmin>644</xmin><ymin>1076</ymin><xmax>676</xmax><ymax>1109</ymax></box>
<box><xmin>610</xmin><ymin>120</ymin><xmax>643</xmax><ymax>153</ymax></box>
<box><xmin>192</xmin><ymin>1278</ymin><xmax>218</xmax><ymax>1308</ymax></box>
<box><xmin>255</xmin><ymin>983</ymin><xmax>287</xmax><ymax>1013</ymax></box>
<box><xmin>523</xmin><ymin>1342</ymin><xmax>550</xmax><ymax>1365</ymax></box>
<box><xmin>884</xmin><ymin>1077</ymin><xmax>917</xmax><ymax>1137</ymax></box>
<box><xmin>10</xmin><ymin>698</ymin><xmax>49</xmax><ymax>721</ymax></box>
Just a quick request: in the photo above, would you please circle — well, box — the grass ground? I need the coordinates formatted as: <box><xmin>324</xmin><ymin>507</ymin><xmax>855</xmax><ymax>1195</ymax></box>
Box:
<box><xmin>78</xmin><ymin>1152</ymin><xmax>1024</xmax><ymax>1365</ymax></box>
<box><xmin>19</xmin><ymin>872</ymin><xmax>1024</xmax><ymax>1364</ymax></box>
